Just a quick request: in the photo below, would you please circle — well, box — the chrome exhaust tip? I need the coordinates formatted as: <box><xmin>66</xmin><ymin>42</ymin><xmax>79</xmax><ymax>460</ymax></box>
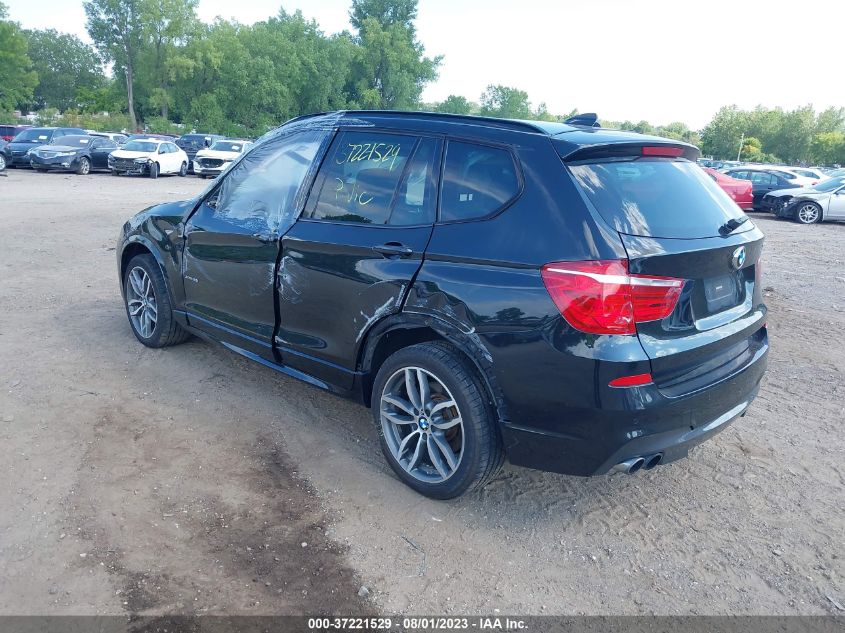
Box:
<box><xmin>612</xmin><ymin>457</ymin><xmax>645</xmax><ymax>474</ymax></box>
<box><xmin>643</xmin><ymin>453</ymin><xmax>663</xmax><ymax>470</ymax></box>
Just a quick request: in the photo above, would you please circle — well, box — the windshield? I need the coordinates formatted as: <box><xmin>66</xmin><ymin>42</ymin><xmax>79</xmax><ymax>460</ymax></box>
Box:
<box><xmin>123</xmin><ymin>140</ymin><xmax>158</xmax><ymax>152</ymax></box>
<box><xmin>14</xmin><ymin>129</ymin><xmax>53</xmax><ymax>142</ymax></box>
<box><xmin>811</xmin><ymin>177</ymin><xmax>845</xmax><ymax>192</ymax></box>
<box><xmin>54</xmin><ymin>135</ymin><xmax>92</xmax><ymax>147</ymax></box>
<box><xmin>570</xmin><ymin>158</ymin><xmax>749</xmax><ymax>239</ymax></box>
<box><xmin>209</xmin><ymin>141</ymin><xmax>245</xmax><ymax>152</ymax></box>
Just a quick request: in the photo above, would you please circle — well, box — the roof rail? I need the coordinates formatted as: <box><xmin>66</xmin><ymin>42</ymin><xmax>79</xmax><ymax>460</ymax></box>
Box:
<box><xmin>564</xmin><ymin>113</ymin><xmax>600</xmax><ymax>128</ymax></box>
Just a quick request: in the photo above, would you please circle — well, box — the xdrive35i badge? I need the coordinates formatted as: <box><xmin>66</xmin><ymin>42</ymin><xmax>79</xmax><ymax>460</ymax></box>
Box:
<box><xmin>731</xmin><ymin>246</ymin><xmax>746</xmax><ymax>270</ymax></box>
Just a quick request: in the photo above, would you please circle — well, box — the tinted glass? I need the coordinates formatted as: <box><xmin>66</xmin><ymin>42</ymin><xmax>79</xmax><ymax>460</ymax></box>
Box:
<box><xmin>124</xmin><ymin>141</ymin><xmax>158</xmax><ymax>152</ymax></box>
<box><xmin>569</xmin><ymin>158</ymin><xmax>748</xmax><ymax>239</ymax></box>
<box><xmin>440</xmin><ymin>141</ymin><xmax>519</xmax><ymax>222</ymax></box>
<box><xmin>812</xmin><ymin>177</ymin><xmax>845</xmax><ymax>192</ymax></box>
<box><xmin>14</xmin><ymin>129</ymin><xmax>53</xmax><ymax>142</ymax></box>
<box><xmin>212</xmin><ymin>130</ymin><xmax>323</xmax><ymax>234</ymax></box>
<box><xmin>55</xmin><ymin>135</ymin><xmax>92</xmax><ymax>146</ymax></box>
<box><xmin>308</xmin><ymin>131</ymin><xmax>415</xmax><ymax>224</ymax></box>
<box><xmin>210</xmin><ymin>141</ymin><xmax>247</xmax><ymax>152</ymax></box>
<box><xmin>388</xmin><ymin>138</ymin><xmax>439</xmax><ymax>225</ymax></box>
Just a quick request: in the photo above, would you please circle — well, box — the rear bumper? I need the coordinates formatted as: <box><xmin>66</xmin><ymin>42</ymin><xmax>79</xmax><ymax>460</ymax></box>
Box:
<box><xmin>500</xmin><ymin>328</ymin><xmax>769</xmax><ymax>476</ymax></box>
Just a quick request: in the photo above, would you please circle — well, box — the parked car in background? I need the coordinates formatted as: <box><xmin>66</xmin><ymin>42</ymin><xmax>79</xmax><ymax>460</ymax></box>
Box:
<box><xmin>193</xmin><ymin>139</ymin><xmax>252</xmax><ymax>178</ymax></box>
<box><xmin>126</xmin><ymin>133</ymin><xmax>177</xmax><ymax>143</ymax></box>
<box><xmin>703</xmin><ymin>167</ymin><xmax>754</xmax><ymax>210</ymax></box>
<box><xmin>90</xmin><ymin>131</ymin><xmax>128</xmax><ymax>145</ymax></box>
<box><xmin>116</xmin><ymin>111</ymin><xmax>768</xmax><ymax>499</ymax></box>
<box><xmin>177</xmin><ymin>133</ymin><xmax>225</xmax><ymax>171</ymax></box>
<box><xmin>734</xmin><ymin>164</ymin><xmax>817</xmax><ymax>186</ymax></box>
<box><xmin>824</xmin><ymin>168</ymin><xmax>845</xmax><ymax>179</ymax></box>
<box><xmin>786</xmin><ymin>166</ymin><xmax>828</xmax><ymax>182</ymax></box>
<box><xmin>109</xmin><ymin>138</ymin><xmax>189</xmax><ymax>178</ymax></box>
<box><xmin>29</xmin><ymin>135</ymin><xmax>118</xmax><ymax>175</ymax></box>
<box><xmin>1</xmin><ymin>124</ymin><xmax>31</xmax><ymax>142</ymax></box>
<box><xmin>1</xmin><ymin>127</ymin><xmax>87</xmax><ymax>168</ymax></box>
<box><xmin>761</xmin><ymin>176</ymin><xmax>845</xmax><ymax>224</ymax></box>
<box><xmin>723</xmin><ymin>168</ymin><xmax>801</xmax><ymax>208</ymax></box>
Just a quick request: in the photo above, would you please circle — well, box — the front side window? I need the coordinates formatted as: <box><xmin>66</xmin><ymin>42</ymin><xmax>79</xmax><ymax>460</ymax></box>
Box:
<box><xmin>209</xmin><ymin>130</ymin><xmax>325</xmax><ymax>234</ymax></box>
<box><xmin>439</xmin><ymin>141</ymin><xmax>520</xmax><ymax>222</ymax></box>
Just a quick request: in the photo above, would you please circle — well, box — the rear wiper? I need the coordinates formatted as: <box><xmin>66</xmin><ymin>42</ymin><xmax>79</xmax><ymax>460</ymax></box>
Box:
<box><xmin>719</xmin><ymin>216</ymin><xmax>749</xmax><ymax>235</ymax></box>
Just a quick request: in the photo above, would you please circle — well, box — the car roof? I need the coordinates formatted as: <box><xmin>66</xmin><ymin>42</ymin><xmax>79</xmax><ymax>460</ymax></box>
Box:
<box><xmin>276</xmin><ymin>110</ymin><xmax>697</xmax><ymax>156</ymax></box>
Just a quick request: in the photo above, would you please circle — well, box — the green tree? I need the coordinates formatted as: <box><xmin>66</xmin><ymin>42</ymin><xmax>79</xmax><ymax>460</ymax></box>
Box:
<box><xmin>700</xmin><ymin>106</ymin><xmax>748</xmax><ymax>159</ymax></box>
<box><xmin>25</xmin><ymin>29</ymin><xmax>105</xmax><ymax>111</ymax></box>
<box><xmin>814</xmin><ymin>106</ymin><xmax>845</xmax><ymax>135</ymax></box>
<box><xmin>478</xmin><ymin>85</ymin><xmax>532</xmax><ymax>119</ymax></box>
<box><xmin>434</xmin><ymin>94</ymin><xmax>472</xmax><ymax>115</ymax></box>
<box><xmin>810</xmin><ymin>131</ymin><xmax>845</xmax><ymax>165</ymax></box>
<box><xmin>350</xmin><ymin>16</ymin><xmax>439</xmax><ymax>109</ymax></box>
<box><xmin>84</xmin><ymin>0</ymin><xmax>144</xmax><ymax>130</ymax></box>
<box><xmin>350</xmin><ymin>0</ymin><xmax>418</xmax><ymax>31</ymax></box>
<box><xmin>139</xmin><ymin>0</ymin><xmax>199</xmax><ymax>120</ymax></box>
<box><xmin>0</xmin><ymin>2</ymin><xmax>37</xmax><ymax>112</ymax></box>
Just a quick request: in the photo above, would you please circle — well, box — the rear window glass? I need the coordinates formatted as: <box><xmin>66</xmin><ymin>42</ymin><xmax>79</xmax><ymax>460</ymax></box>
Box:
<box><xmin>569</xmin><ymin>158</ymin><xmax>749</xmax><ymax>239</ymax></box>
<box><xmin>440</xmin><ymin>141</ymin><xmax>519</xmax><ymax>222</ymax></box>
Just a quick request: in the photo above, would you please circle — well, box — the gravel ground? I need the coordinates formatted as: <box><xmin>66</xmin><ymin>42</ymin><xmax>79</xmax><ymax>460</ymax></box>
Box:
<box><xmin>0</xmin><ymin>169</ymin><xmax>842</xmax><ymax>617</ymax></box>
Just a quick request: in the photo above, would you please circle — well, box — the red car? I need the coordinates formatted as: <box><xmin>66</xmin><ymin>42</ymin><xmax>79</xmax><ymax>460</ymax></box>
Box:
<box><xmin>703</xmin><ymin>167</ymin><xmax>754</xmax><ymax>210</ymax></box>
<box><xmin>0</xmin><ymin>124</ymin><xmax>31</xmax><ymax>142</ymax></box>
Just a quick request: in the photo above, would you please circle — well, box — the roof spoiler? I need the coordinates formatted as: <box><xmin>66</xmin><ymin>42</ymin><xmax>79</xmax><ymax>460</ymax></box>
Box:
<box><xmin>564</xmin><ymin>113</ymin><xmax>600</xmax><ymax>128</ymax></box>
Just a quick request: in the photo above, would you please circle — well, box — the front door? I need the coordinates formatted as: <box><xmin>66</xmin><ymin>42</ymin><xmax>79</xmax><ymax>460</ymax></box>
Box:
<box><xmin>827</xmin><ymin>186</ymin><xmax>845</xmax><ymax>219</ymax></box>
<box><xmin>277</xmin><ymin>130</ymin><xmax>442</xmax><ymax>388</ymax></box>
<box><xmin>182</xmin><ymin>129</ymin><xmax>327</xmax><ymax>359</ymax></box>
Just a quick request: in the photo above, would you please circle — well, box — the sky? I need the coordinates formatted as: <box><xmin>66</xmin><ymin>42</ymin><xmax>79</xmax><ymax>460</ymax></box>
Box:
<box><xmin>4</xmin><ymin>0</ymin><xmax>842</xmax><ymax>129</ymax></box>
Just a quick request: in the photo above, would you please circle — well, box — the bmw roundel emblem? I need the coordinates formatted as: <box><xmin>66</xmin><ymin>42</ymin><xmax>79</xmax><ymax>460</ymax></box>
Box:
<box><xmin>731</xmin><ymin>246</ymin><xmax>747</xmax><ymax>270</ymax></box>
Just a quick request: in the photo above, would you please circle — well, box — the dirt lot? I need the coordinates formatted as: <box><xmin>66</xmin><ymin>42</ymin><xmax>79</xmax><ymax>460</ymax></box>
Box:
<box><xmin>0</xmin><ymin>169</ymin><xmax>843</xmax><ymax>617</ymax></box>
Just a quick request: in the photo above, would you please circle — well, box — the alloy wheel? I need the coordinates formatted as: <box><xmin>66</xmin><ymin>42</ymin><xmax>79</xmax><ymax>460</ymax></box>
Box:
<box><xmin>796</xmin><ymin>203</ymin><xmax>820</xmax><ymax>224</ymax></box>
<box><xmin>79</xmin><ymin>158</ymin><xmax>90</xmax><ymax>175</ymax></box>
<box><xmin>126</xmin><ymin>266</ymin><xmax>157</xmax><ymax>339</ymax></box>
<box><xmin>380</xmin><ymin>366</ymin><xmax>465</xmax><ymax>483</ymax></box>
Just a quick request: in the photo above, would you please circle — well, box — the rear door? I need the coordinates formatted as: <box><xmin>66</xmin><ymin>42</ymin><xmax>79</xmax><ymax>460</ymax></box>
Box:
<box><xmin>90</xmin><ymin>137</ymin><xmax>115</xmax><ymax>169</ymax></box>
<box><xmin>568</xmin><ymin>153</ymin><xmax>766</xmax><ymax>394</ymax></box>
<box><xmin>277</xmin><ymin>129</ymin><xmax>441</xmax><ymax>388</ymax></box>
<box><xmin>182</xmin><ymin>129</ymin><xmax>327</xmax><ymax>359</ymax></box>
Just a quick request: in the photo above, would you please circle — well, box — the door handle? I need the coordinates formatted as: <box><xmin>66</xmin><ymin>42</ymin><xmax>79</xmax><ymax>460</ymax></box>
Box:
<box><xmin>373</xmin><ymin>242</ymin><xmax>414</xmax><ymax>258</ymax></box>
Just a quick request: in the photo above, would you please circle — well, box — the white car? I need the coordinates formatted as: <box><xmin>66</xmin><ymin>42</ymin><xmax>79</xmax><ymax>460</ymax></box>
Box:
<box><xmin>193</xmin><ymin>139</ymin><xmax>253</xmax><ymax>178</ymax></box>
<box><xmin>108</xmin><ymin>138</ymin><xmax>189</xmax><ymax>178</ymax></box>
<box><xmin>732</xmin><ymin>164</ymin><xmax>819</xmax><ymax>186</ymax></box>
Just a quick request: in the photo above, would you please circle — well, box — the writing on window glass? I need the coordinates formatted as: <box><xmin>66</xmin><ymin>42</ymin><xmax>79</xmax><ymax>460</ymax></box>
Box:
<box><xmin>335</xmin><ymin>142</ymin><xmax>402</xmax><ymax>171</ymax></box>
<box><xmin>335</xmin><ymin>178</ymin><xmax>374</xmax><ymax>206</ymax></box>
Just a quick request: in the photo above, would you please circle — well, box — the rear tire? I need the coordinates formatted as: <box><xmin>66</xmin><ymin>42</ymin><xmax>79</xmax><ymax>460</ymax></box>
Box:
<box><xmin>178</xmin><ymin>161</ymin><xmax>187</xmax><ymax>177</ymax></box>
<box><xmin>371</xmin><ymin>342</ymin><xmax>504</xmax><ymax>499</ymax></box>
<box><xmin>148</xmin><ymin>162</ymin><xmax>159</xmax><ymax>179</ymax></box>
<box><xmin>794</xmin><ymin>201</ymin><xmax>821</xmax><ymax>224</ymax></box>
<box><xmin>0</xmin><ymin>154</ymin><xmax>6</xmax><ymax>171</ymax></box>
<box><xmin>123</xmin><ymin>254</ymin><xmax>191</xmax><ymax>348</ymax></box>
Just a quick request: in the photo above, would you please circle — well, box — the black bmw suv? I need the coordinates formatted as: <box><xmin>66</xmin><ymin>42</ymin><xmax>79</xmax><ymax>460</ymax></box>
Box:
<box><xmin>117</xmin><ymin>111</ymin><xmax>768</xmax><ymax>499</ymax></box>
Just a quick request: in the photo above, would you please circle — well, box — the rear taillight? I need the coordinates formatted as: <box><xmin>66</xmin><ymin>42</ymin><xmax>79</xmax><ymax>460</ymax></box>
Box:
<box><xmin>641</xmin><ymin>146</ymin><xmax>685</xmax><ymax>158</ymax></box>
<box><xmin>540</xmin><ymin>260</ymin><xmax>684</xmax><ymax>335</ymax></box>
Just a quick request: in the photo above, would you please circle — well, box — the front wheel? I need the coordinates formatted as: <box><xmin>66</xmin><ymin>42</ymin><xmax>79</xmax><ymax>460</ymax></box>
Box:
<box><xmin>372</xmin><ymin>342</ymin><xmax>504</xmax><ymax>499</ymax></box>
<box><xmin>0</xmin><ymin>153</ymin><xmax>6</xmax><ymax>171</ymax></box>
<box><xmin>76</xmin><ymin>157</ymin><xmax>90</xmax><ymax>175</ymax></box>
<box><xmin>794</xmin><ymin>201</ymin><xmax>821</xmax><ymax>224</ymax></box>
<box><xmin>148</xmin><ymin>162</ymin><xmax>159</xmax><ymax>179</ymax></box>
<box><xmin>178</xmin><ymin>161</ymin><xmax>187</xmax><ymax>177</ymax></box>
<box><xmin>123</xmin><ymin>254</ymin><xmax>191</xmax><ymax>348</ymax></box>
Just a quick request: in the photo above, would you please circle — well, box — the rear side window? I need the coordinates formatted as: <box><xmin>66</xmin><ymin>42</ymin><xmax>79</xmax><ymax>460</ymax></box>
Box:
<box><xmin>569</xmin><ymin>158</ymin><xmax>748</xmax><ymax>239</ymax></box>
<box><xmin>306</xmin><ymin>131</ymin><xmax>433</xmax><ymax>225</ymax></box>
<box><xmin>440</xmin><ymin>141</ymin><xmax>519</xmax><ymax>222</ymax></box>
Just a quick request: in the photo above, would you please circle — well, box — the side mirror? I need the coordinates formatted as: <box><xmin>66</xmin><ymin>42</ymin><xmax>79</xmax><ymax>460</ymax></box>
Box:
<box><xmin>158</xmin><ymin>147</ymin><xmax>166</xmax><ymax>154</ymax></box>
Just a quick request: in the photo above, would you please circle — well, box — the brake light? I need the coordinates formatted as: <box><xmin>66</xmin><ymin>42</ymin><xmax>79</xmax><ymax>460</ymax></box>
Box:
<box><xmin>641</xmin><ymin>146</ymin><xmax>685</xmax><ymax>158</ymax></box>
<box><xmin>540</xmin><ymin>260</ymin><xmax>684</xmax><ymax>335</ymax></box>
<box><xmin>609</xmin><ymin>373</ymin><xmax>654</xmax><ymax>388</ymax></box>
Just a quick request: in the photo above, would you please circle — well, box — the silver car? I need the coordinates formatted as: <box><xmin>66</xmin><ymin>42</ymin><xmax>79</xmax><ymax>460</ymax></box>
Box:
<box><xmin>762</xmin><ymin>177</ymin><xmax>845</xmax><ymax>224</ymax></box>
